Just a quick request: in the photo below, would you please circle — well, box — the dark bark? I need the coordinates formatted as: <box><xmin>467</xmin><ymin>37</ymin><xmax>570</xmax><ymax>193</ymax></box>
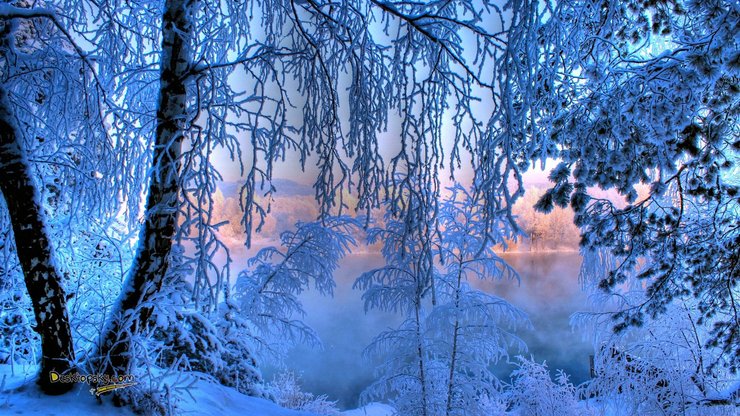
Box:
<box><xmin>96</xmin><ymin>0</ymin><xmax>194</xmax><ymax>377</ymax></box>
<box><xmin>0</xmin><ymin>86</ymin><xmax>75</xmax><ymax>395</ymax></box>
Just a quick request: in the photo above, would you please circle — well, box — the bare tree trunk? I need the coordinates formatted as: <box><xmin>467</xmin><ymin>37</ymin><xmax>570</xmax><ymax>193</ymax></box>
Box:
<box><xmin>96</xmin><ymin>0</ymin><xmax>194</xmax><ymax>377</ymax></box>
<box><xmin>445</xmin><ymin>263</ymin><xmax>464</xmax><ymax>416</ymax></box>
<box><xmin>415</xmin><ymin>300</ymin><xmax>429</xmax><ymax>416</ymax></box>
<box><xmin>0</xmin><ymin>87</ymin><xmax>75</xmax><ymax>395</ymax></box>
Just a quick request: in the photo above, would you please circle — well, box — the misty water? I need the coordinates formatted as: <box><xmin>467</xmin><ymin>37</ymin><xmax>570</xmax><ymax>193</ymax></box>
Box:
<box><xmin>267</xmin><ymin>251</ymin><xmax>592</xmax><ymax>410</ymax></box>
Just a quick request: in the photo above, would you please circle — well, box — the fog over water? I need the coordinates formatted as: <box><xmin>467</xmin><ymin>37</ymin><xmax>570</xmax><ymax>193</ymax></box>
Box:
<box><xmin>266</xmin><ymin>251</ymin><xmax>592</xmax><ymax>410</ymax></box>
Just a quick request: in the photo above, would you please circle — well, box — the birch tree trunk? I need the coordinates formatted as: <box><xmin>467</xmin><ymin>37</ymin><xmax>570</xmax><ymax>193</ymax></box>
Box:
<box><xmin>0</xmin><ymin>86</ymin><xmax>76</xmax><ymax>395</ymax></box>
<box><xmin>96</xmin><ymin>0</ymin><xmax>194</xmax><ymax>377</ymax></box>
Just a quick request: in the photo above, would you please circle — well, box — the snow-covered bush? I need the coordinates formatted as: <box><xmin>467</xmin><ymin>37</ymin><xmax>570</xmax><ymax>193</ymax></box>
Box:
<box><xmin>268</xmin><ymin>371</ymin><xmax>341</xmax><ymax>415</ymax></box>
<box><xmin>151</xmin><ymin>263</ymin><xmax>268</xmax><ymax>399</ymax></box>
<box><xmin>111</xmin><ymin>381</ymin><xmax>173</xmax><ymax>416</ymax></box>
<box><xmin>507</xmin><ymin>357</ymin><xmax>587</xmax><ymax>416</ymax></box>
<box><xmin>475</xmin><ymin>395</ymin><xmax>510</xmax><ymax>416</ymax></box>
<box><xmin>154</xmin><ymin>307</ymin><xmax>267</xmax><ymax>398</ymax></box>
<box><xmin>0</xmin><ymin>271</ymin><xmax>36</xmax><ymax>366</ymax></box>
<box><xmin>580</xmin><ymin>308</ymin><xmax>740</xmax><ymax>415</ymax></box>
<box><xmin>110</xmin><ymin>344</ymin><xmax>201</xmax><ymax>416</ymax></box>
<box><xmin>0</xmin><ymin>212</ymin><xmax>36</xmax><ymax>365</ymax></box>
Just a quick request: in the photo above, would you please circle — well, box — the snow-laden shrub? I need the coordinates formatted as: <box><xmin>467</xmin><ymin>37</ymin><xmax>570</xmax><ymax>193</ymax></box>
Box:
<box><xmin>476</xmin><ymin>395</ymin><xmax>510</xmax><ymax>416</ymax></box>
<box><xmin>508</xmin><ymin>357</ymin><xmax>590</xmax><ymax>416</ymax></box>
<box><xmin>268</xmin><ymin>371</ymin><xmax>341</xmax><ymax>415</ymax></box>
<box><xmin>95</xmin><ymin>314</ymin><xmax>195</xmax><ymax>416</ymax></box>
<box><xmin>0</xmin><ymin>202</ymin><xmax>38</xmax><ymax>365</ymax></box>
<box><xmin>112</xmin><ymin>382</ymin><xmax>172</xmax><ymax>416</ymax></box>
<box><xmin>584</xmin><ymin>336</ymin><xmax>739</xmax><ymax>415</ymax></box>
<box><xmin>0</xmin><ymin>269</ymin><xmax>37</xmax><ymax>365</ymax></box>
<box><xmin>152</xmin><ymin>270</ymin><xmax>268</xmax><ymax>399</ymax></box>
<box><xmin>110</xmin><ymin>345</ymin><xmax>199</xmax><ymax>416</ymax></box>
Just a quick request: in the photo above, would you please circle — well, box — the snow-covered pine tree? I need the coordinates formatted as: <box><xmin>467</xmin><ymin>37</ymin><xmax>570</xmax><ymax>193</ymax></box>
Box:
<box><xmin>507</xmin><ymin>0</ymin><xmax>740</xmax><ymax>370</ymax></box>
<box><xmin>574</xmin><ymin>248</ymin><xmax>740</xmax><ymax>414</ymax></box>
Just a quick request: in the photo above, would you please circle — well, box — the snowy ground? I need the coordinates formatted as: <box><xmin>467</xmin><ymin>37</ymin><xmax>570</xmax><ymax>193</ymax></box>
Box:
<box><xmin>0</xmin><ymin>364</ymin><xmax>131</xmax><ymax>416</ymax></box>
<box><xmin>0</xmin><ymin>365</ymin><xmax>394</xmax><ymax>416</ymax></box>
<box><xmin>339</xmin><ymin>403</ymin><xmax>395</xmax><ymax>416</ymax></box>
<box><xmin>2</xmin><ymin>365</ymin><xmax>736</xmax><ymax>415</ymax></box>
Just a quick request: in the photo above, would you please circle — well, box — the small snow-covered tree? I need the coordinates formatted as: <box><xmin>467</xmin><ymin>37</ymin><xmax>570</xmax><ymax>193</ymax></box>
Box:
<box><xmin>357</xmin><ymin>185</ymin><xmax>528</xmax><ymax>416</ymax></box>
<box><xmin>355</xmin><ymin>184</ymin><xmax>439</xmax><ymax>416</ymax></box>
<box><xmin>234</xmin><ymin>216</ymin><xmax>358</xmax><ymax>359</ymax></box>
<box><xmin>431</xmin><ymin>184</ymin><xmax>528</xmax><ymax>416</ymax></box>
